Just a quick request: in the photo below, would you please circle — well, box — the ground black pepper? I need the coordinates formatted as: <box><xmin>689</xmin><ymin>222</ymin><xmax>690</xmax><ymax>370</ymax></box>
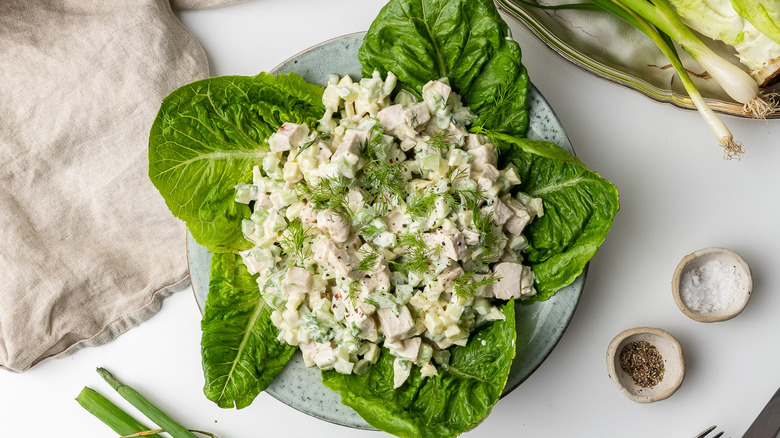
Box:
<box><xmin>619</xmin><ymin>341</ymin><xmax>665</xmax><ymax>388</ymax></box>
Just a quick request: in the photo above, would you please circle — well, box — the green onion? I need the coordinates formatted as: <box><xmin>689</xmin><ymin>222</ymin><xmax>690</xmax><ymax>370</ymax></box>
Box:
<box><xmin>96</xmin><ymin>367</ymin><xmax>199</xmax><ymax>438</ymax></box>
<box><xmin>523</xmin><ymin>0</ymin><xmax>780</xmax><ymax>157</ymax></box>
<box><xmin>75</xmin><ymin>387</ymin><xmax>163</xmax><ymax>438</ymax></box>
<box><xmin>614</xmin><ymin>0</ymin><xmax>773</xmax><ymax>117</ymax></box>
<box><xmin>525</xmin><ymin>0</ymin><xmax>748</xmax><ymax>158</ymax></box>
<box><xmin>601</xmin><ymin>0</ymin><xmax>745</xmax><ymax>158</ymax></box>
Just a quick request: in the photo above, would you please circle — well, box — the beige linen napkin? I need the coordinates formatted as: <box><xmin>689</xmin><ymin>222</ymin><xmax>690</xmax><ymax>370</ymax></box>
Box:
<box><xmin>0</xmin><ymin>0</ymin><xmax>239</xmax><ymax>373</ymax></box>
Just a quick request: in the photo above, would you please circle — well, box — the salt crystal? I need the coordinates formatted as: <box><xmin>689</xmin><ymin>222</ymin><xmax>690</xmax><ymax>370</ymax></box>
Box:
<box><xmin>680</xmin><ymin>259</ymin><xmax>739</xmax><ymax>313</ymax></box>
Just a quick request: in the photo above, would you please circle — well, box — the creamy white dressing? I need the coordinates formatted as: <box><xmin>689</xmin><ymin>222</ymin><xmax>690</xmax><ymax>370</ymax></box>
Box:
<box><xmin>233</xmin><ymin>71</ymin><xmax>543</xmax><ymax>387</ymax></box>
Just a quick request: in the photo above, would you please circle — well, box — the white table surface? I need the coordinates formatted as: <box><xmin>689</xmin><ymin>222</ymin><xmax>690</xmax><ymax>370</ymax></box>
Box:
<box><xmin>3</xmin><ymin>1</ymin><xmax>779</xmax><ymax>437</ymax></box>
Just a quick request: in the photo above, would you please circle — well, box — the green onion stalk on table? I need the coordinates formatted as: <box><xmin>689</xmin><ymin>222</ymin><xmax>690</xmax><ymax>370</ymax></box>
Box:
<box><xmin>76</xmin><ymin>368</ymin><xmax>219</xmax><ymax>438</ymax></box>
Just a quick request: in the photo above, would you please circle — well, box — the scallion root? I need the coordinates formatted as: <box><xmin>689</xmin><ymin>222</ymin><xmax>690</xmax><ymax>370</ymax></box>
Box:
<box><xmin>721</xmin><ymin>137</ymin><xmax>744</xmax><ymax>160</ymax></box>
<box><xmin>743</xmin><ymin>92</ymin><xmax>779</xmax><ymax>119</ymax></box>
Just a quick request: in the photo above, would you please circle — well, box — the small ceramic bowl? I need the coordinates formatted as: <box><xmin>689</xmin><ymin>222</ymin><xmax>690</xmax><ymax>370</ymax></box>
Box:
<box><xmin>607</xmin><ymin>327</ymin><xmax>685</xmax><ymax>403</ymax></box>
<box><xmin>672</xmin><ymin>247</ymin><xmax>752</xmax><ymax>323</ymax></box>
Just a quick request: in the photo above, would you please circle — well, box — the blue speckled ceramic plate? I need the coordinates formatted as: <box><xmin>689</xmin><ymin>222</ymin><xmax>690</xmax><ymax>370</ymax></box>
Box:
<box><xmin>187</xmin><ymin>32</ymin><xmax>585</xmax><ymax>430</ymax></box>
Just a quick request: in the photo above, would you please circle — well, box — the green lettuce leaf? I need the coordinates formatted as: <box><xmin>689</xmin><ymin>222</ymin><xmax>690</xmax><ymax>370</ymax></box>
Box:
<box><xmin>731</xmin><ymin>0</ymin><xmax>780</xmax><ymax>45</ymax></box>
<box><xmin>358</xmin><ymin>0</ymin><xmax>530</xmax><ymax>137</ymax></box>
<box><xmin>148</xmin><ymin>72</ymin><xmax>324</xmax><ymax>253</ymax></box>
<box><xmin>201</xmin><ymin>252</ymin><xmax>296</xmax><ymax>409</ymax></box>
<box><xmin>321</xmin><ymin>301</ymin><xmax>516</xmax><ymax>438</ymax></box>
<box><xmin>493</xmin><ymin>133</ymin><xmax>620</xmax><ymax>301</ymax></box>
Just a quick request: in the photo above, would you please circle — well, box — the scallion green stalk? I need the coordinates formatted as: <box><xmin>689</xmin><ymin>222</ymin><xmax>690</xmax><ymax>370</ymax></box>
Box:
<box><xmin>75</xmin><ymin>387</ymin><xmax>163</xmax><ymax>438</ymax></box>
<box><xmin>601</xmin><ymin>0</ymin><xmax>744</xmax><ymax>158</ymax></box>
<box><xmin>610</xmin><ymin>0</ymin><xmax>776</xmax><ymax>118</ymax></box>
<box><xmin>522</xmin><ymin>0</ymin><xmax>746</xmax><ymax>157</ymax></box>
<box><xmin>97</xmin><ymin>367</ymin><xmax>199</xmax><ymax>438</ymax></box>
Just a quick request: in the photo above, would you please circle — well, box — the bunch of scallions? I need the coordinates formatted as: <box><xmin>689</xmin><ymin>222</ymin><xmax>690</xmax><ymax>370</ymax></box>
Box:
<box><xmin>76</xmin><ymin>368</ymin><xmax>219</xmax><ymax>438</ymax></box>
<box><xmin>522</xmin><ymin>0</ymin><xmax>780</xmax><ymax>159</ymax></box>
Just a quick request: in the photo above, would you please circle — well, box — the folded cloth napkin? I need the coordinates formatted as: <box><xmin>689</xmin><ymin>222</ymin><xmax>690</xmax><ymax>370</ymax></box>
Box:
<box><xmin>0</xmin><ymin>0</ymin><xmax>241</xmax><ymax>373</ymax></box>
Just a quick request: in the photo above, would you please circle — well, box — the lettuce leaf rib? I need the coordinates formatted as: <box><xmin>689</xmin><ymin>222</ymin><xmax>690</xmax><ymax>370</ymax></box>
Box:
<box><xmin>201</xmin><ymin>252</ymin><xmax>296</xmax><ymax>409</ymax></box>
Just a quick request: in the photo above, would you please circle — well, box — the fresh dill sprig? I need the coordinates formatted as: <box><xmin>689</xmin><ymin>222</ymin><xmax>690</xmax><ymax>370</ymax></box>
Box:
<box><xmin>361</xmin><ymin>161</ymin><xmax>405</xmax><ymax>216</ymax></box>
<box><xmin>457</xmin><ymin>190</ymin><xmax>505</xmax><ymax>265</ymax></box>
<box><xmin>357</xmin><ymin>221</ymin><xmax>383</xmax><ymax>240</ymax></box>
<box><xmin>278</xmin><ymin>219</ymin><xmax>312</xmax><ymax>265</ymax></box>
<box><xmin>302</xmin><ymin>175</ymin><xmax>353</xmax><ymax>219</ymax></box>
<box><xmin>358</xmin><ymin>127</ymin><xmax>385</xmax><ymax>159</ymax></box>
<box><xmin>473</xmin><ymin>78</ymin><xmax>514</xmax><ymax>132</ymax></box>
<box><xmin>426</xmin><ymin>131</ymin><xmax>454</xmax><ymax>155</ymax></box>
<box><xmin>356</xmin><ymin>248</ymin><xmax>380</xmax><ymax>273</ymax></box>
<box><xmin>447</xmin><ymin>166</ymin><xmax>469</xmax><ymax>184</ymax></box>
<box><xmin>345</xmin><ymin>280</ymin><xmax>362</xmax><ymax>306</ymax></box>
<box><xmin>405</xmin><ymin>191</ymin><xmax>439</xmax><ymax>218</ymax></box>
<box><xmin>392</xmin><ymin>233</ymin><xmax>437</xmax><ymax>274</ymax></box>
<box><xmin>453</xmin><ymin>271</ymin><xmax>500</xmax><ymax>298</ymax></box>
<box><xmin>471</xmin><ymin>208</ymin><xmax>505</xmax><ymax>265</ymax></box>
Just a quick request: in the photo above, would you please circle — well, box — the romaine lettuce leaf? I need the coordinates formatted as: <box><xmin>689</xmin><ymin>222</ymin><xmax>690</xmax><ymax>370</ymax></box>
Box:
<box><xmin>321</xmin><ymin>301</ymin><xmax>516</xmax><ymax>438</ymax></box>
<box><xmin>494</xmin><ymin>134</ymin><xmax>620</xmax><ymax>301</ymax></box>
<box><xmin>731</xmin><ymin>0</ymin><xmax>780</xmax><ymax>45</ymax></box>
<box><xmin>201</xmin><ymin>252</ymin><xmax>296</xmax><ymax>409</ymax></box>
<box><xmin>148</xmin><ymin>72</ymin><xmax>324</xmax><ymax>253</ymax></box>
<box><xmin>358</xmin><ymin>0</ymin><xmax>530</xmax><ymax>137</ymax></box>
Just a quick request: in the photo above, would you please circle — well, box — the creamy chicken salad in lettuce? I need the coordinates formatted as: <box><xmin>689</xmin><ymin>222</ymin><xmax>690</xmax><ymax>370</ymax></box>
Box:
<box><xmin>236</xmin><ymin>71</ymin><xmax>543</xmax><ymax>387</ymax></box>
<box><xmin>148</xmin><ymin>0</ymin><xmax>619</xmax><ymax>436</ymax></box>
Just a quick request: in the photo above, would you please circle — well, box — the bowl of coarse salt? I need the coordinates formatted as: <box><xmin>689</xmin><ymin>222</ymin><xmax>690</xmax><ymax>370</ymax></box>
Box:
<box><xmin>672</xmin><ymin>247</ymin><xmax>752</xmax><ymax>323</ymax></box>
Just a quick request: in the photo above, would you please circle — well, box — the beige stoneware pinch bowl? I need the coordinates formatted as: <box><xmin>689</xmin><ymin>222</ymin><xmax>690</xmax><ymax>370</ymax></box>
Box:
<box><xmin>607</xmin><ymin>327</ymin><xmax>685</xmax><ymax>403</ymax></box>
<box><xmin>672</xmin><ymin>247</ymin><xmax>752</xmax><ymax>323</ymax></box>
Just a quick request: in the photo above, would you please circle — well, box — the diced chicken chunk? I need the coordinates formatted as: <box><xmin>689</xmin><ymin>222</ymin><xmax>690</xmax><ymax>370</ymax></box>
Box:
<box><xmin>377</xmin><ymin>305</ymin><xmax>416</xmax><ymax>343</ymax></box>
<box><xmin>384</xmin><ymin>208</ymin><xmax>409</xmax><ymax>234</ymax></box>
<box><xmin>465</xmin><ymin>133</ymin><xmax>483</xmax><ymax>150</ymax></box>
<box><xmin>475</xmin><ymin>163</ymin><xmax>500</xmax><ymax>193</ymax></box>
<box><xmin>377</xmin><ymin>104</ymin><xmax>405</xmax><ymax>131</ymax></box>
<box><xmin>315</xmin><ymin>141</ymin><xmax>332</xmax><ymax>164</ymax></box>
<box><xmin>360</xmin><ymin>268</ymin><xmax>391</xmax><ymax>295</ymax></box>
<box><xmin>317</xmin><ymin>209</ymin><xmax>350</xmax><ymax>243</ymax></box>
<box><xmin>488</xmin><ymin>199</ymin><xmax>514</xmax><ymax>227</ymax></box>
<box><xmin>240</xmin><ymin>251</ymin><xmax>270</xmax><ymax>275</ymax></box>
<box><xmin>313</xmin><ymin>344</ymin><xmax>337</xmax><ymax>370</ymax></box>
<box><xmin>492</xmin><ymin>262</ymin><xmax>537</xmax><ymax>299</ymax></box>
<box><xmin>422</xmin><ymin>229</ymin><xmax>468</xmax><ymax>261</ymax></box>
<box><xmin>282</xmin><ymin>266</ymin><xmax>311</xmax><ymax>295</ymax></box>
<box><xmin>462</xmin><ymin>228</ymin><xmax>480</xmax><ymax>246</ymax></box>
<box><xmin>469</xmin><ymin>144</ymin><xmax>497</xmax><ymax>170</ymax></box>
<box><xmin>422</xmin><ymin>79</ymin><xmax>452</xmax><ymax>112</ymax></box>
<box><xmin>300</xmin><ymin>202</ymin><xmax>317</xmax><ymax>225</ymax></box>
<box><xmin>331</xmin><ymin>129</ymin><xmax>366</xmax><ymax>166</ymax></box>
<box><xmin>473</xmin><ymin>273</ymin><xmax>494</xmax><ymax>297</ymax></box>
<box><xmin>504</xmin><ymin>207</ymin><xmax>531</xmax><ymax>235</ymax></box>
<box><xmin>313</xmin><ymin>238</ymin><xmax>354</xmax><ymax>277</ymax></box>
<box><xmin>270</xmin><ymin>123</ymin><xmax>309</xmax><ymax>153</ymax></box>
<box><xmin>385</xmin><ymin>337</ymin><xmax>422</xmax><ymax>362</ymax></box>
<box><xmin>439</xmin><ymin>266</ymin><xmax>465</xmax><ymax>288</ymax></box>
<box><xmin>346</xmin><ymin>310</ymin><xmax>378</xmax><ymax>341</ymax></box>
<box><xmin>406</xmin><ymin>102</ymin><xmax>431</xmax><ymax>128</ymax></box>
<box><xmin>377</xmin><ymin>104</ymin><xmax>417</xmax><ymax>140</ymax></box>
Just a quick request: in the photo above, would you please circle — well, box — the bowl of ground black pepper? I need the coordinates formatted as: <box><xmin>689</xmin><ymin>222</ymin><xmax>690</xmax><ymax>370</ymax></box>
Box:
<box><xmin>606</xmin><ymin>327</ymin><xmax>685</xmax><ymax>403</ymax></box>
